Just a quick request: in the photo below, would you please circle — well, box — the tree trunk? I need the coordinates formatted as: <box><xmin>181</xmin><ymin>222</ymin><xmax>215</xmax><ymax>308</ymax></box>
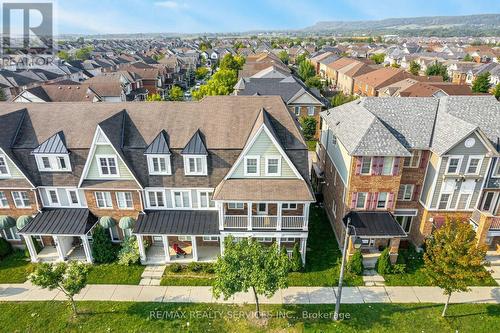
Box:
<box><xmin>442</xmin><ymin>293</ymin><xmax>451</xmax><ymax>317</ymax></box>
<box><xmin>252</xmin><ymin>286</ymin><xmax>260</xmax><ymax>318</ymax></box>
<box><xmin>69</xmin><ymin>296</ymin><xmax>78</xmax><ymax>316</ymax></box>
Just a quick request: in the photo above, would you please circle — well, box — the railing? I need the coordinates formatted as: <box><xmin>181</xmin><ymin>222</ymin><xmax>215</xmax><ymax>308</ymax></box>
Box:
<box><xmin>224</xmin><ymin>215</ymin><xmax>247</xmax><ymax>229</ymax></box>
<box><xmin>470</xmin><ymin>209</ymin><xmax>500</xmax><ymax>230</ymax></box>
<box><xmin>470</xmin><ymin>209</ymin><xmax>482</xmax><ymax>224</ymax></box>
<box><xmin>282</xmin><ymin>216</ymin><xmax>305</xmax><ymax>229</ymax></box>
<box><xmin>491</xmin><ymin>216</ymin><xmax>500</xmax><ymax>230</ymax></box>
<box><xmin>252</xmin><ymin>216</ymin><xmax>278</xmax><ymax>229</ymax></box>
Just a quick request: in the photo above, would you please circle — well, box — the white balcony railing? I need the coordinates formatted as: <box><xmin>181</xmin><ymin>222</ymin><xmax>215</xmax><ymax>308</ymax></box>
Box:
<box><xmin>223</xmin><ymin>215</ymin><xmax>306</xmax><ymax>230</ymax></box>
<box><xmin>282</xmin><ymin>216</ymin><xmax>305</xmax><ymax>229</ymax></box>
<box><xmin>252</xmin><ymin>216</ymin><xmax>278</xmax><ymax>229</ymax></box>
<box><xmin>223</xmin><ymin>215</ymin><xmax>247</xmax><ymax>229</ymax></box>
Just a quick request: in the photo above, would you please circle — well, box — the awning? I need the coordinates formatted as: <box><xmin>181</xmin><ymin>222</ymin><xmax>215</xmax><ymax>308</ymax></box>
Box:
<box><xmin>119</xmin><ymin>216</ymin><xmax>135</xmax><ymax>230</ymax></box>
<box><xmin>342</xmin><ymin>211</ymin><xmax>406</xmax><ymax>237</ymax></box>
<box><xmin>0</xmin><ymin>216</ymin><xmax>15</xmax><ymax>230</ymax></box>
<box><xmin>16</xmin><ymin>215</ymin><xmax>33</xmax><ymax>230</ymax></box>
<box><xmin>134</xmin><ymin>210</ymin><xmax>219</xmax><ymax>236</ymax></box>
<box><xmin>19</xmin><ymin>209</ymin><xmax>98</xmax><ymax>235</ymax></box>
<box><xmin>99</xmin><ymin>216</ymin><xmax>116</xmax><ymax>229</ymax></box>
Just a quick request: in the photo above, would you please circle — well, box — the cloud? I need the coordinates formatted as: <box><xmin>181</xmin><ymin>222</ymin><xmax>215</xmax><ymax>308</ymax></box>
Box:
<box><xmin>154</xmin><ymin>1</ymin><xmax>189</xmax><ymax>10</ymax></box>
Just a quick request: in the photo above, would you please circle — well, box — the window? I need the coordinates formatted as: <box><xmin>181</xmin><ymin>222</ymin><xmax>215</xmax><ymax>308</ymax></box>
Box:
<box><xmin>228</xmin><ymin>202</ymin><xmax>244</xmax><ymax>209</ymax></box>
<box><xmin>438</xmin><ymin>193</ymin><xmax>451</xmax><ymax>210</ymax></box>
<box><xmin>12</xmin><ymin>191</ymin><xmax>30</xmax><ymax>208</ymax></box>
<box><xmin>0</xmin><ymin>155</ymin><xmax>10</xmax><ymax>176</ymax></box>
<box><xmin>47</xmin><ymin>189</ymin><xmax>59</xmax><ymax>206</ymax></box>
<box><xmin>481</xmin><ymin>192</ymin><xmax>495</xmax><ymax>212</ymax></box>
<box><xmin>381</xmin><ymin>157</ymin><xmax>394</xmax><ymax>175</ymax></box>
<box><xmin>198</xmin><ymin>191</ymin><xmax>215</xmax><ymax>208</ymax></box>
<box><xmin>456</xmin><ymin>193</ymin><xmax>471</xmax><ymax>210</ymax></box>
<box><xmin>395</xmin><ymin>216</ymin><xmax>412</xmax><ymax>233</ymax></box>
<box><xmin>109</xmin><ymin>225</ymin><xmax>120</xmax><ymax>242</ymax></box>
<box><xmin>307</xmin><ymin>106</ymin><xmax>315</xmax><ymax>116</ymax></box>
<box><xmin>0</xmin><ymin>191</ymin><xmax>9</xmax><ymax>208</ymax></box>
<box><xmin>265</xmin><ymin>156</ymin><xmax>281</xmax><ymax>176</ymax></box>
<box><xmin>377</xmin><ymin>192</ymin><xmax>388</xmax><ymax>209</ymax></box>
<box><xmin>97</xmin><ymin>155</ymin><xmax>118</xmax><ymax>176</ymax></box>
<box><xmin>66</xmin><ymin>190</ymin><xmax>80</xmax><ymax>206</ymax></box>
<box><xmin>356</xmin><ymin>192</ymin><xmax>367</xmax><ymax>209</ymax></box>
<box><xmin>404</xmin><ymin>150</ymin><xmax>421</xmax><ymax>168</ymax></box>
<box><xmin>493</xmin><ymin>160</ymin><xmax>500</xmax><ymax>177</ymax></box>
<box><xmin>446</xmin><ymin>157</ymin><xmax>461</xmax><ymax>174</ymax></box>
<box><xmin>178</xmin><ymin>235</ymin><xmax>191</xmax><ymax>241</ymax></box>
<box><xmin>360</xmin><ymin>157</ymin><xmax>371</xmax><ymax>175</ymax></box>
<box><xmin>184</xmin><ymin>156</ymin><xmax>206</xmax><ymax>175</ymax></box>
<box><xmin>2</xmin><ymin>227</ymin><xmax>20</xmax><ymax>241</ymax></box>
<box><xmin>148</xmin><ymin>191</ymin><xmax>165</xmax><ymax>208</ymax></box>
<box><xmin>282</xmin><ymin>237</ymin><xmax>296</xmax><ymax>242</ymax></box>
<box><xmin>173</xmin><ymin>191</ymin><xmax>190</xmax><ymax>208</ymax></box>
<box><xmin>256</xmin><ymin>237</ymin><xmax>272</xmax><ymax>242</ymax></box>
<box><xmin>244</xmin><ymin>156</ymin><xmax>259</xmax><ymax>176</ymax></box>
<box><xmin>257</xmin><ymin>203</ymin><xmax>268</xmax><ymax>214</ymax></box>
<box><xmin>147</xmin><ymin>155</ymin><xmax>171</xmax><ymax>175</ymax></box>
<box><xmin>294</xmin><ymin>106</ymin><xmax>301</xmax><ymax>116</ymax></box>
<box><xmin>95</xmin><ymin>192</ymin><xmax>113</xmax><ymax>209</ymax></box>
<box><xmin>282</xmin><ymin>203</ymin><xmax>297</xmax><ymax>210</ymax></box>
<box><xmin>399</xmin><ymin>184</ymin><xmax>414</xmax><ymax>201</ymax></box>
<box><xmin>465</xmin><ymin>157</ymin><xmax>482</xmax><ymax>175</ymax></box>
<box><xmin>35</xmin><ymin>155</ymin><xmax>71</xmax><ymax>172</ymax></box>
<box><xmin>202</xmin><ymin>236</ymin><xmax>218</xmax><ymax>242</ymax></box>
<box><xmin>116</xmin><ymin>192</ymin><xmax>133</xmax><ymax>209</ymax></box>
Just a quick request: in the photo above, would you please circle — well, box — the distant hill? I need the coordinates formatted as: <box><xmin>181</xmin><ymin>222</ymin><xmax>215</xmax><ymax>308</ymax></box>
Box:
<box><xmin>303</xmin><ymin>14</ymin><xmax>500</xmax><ymax>37</ymax></box>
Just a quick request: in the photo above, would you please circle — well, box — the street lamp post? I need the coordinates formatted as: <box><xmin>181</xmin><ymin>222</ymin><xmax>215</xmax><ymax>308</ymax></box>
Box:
<box><xmin>334</xmin><ymin>217</ymin><xmax>361</xmax><ymax>321</ymax></box>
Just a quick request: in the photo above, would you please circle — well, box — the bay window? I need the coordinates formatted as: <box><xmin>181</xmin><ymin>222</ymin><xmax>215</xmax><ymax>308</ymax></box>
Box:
<box><xmin>173</xmin><ymin>191</ymin><xmax>191</xmax><ymax>208</ymax></box>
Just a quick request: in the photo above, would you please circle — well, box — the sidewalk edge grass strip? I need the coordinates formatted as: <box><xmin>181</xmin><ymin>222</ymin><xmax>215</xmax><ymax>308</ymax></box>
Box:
<box><xmin>86</xmin><ymin>263</ymin><xmax>145</xmax><ymax>285</ymax></box>
<box><xmin>0</xmin><ymin>251</ymin><xmax>34</xmax><ymax>284</ymax></box>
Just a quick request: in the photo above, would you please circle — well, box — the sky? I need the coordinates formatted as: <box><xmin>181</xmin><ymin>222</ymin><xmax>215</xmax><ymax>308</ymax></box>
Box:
<box><xmin>3</xmin><ymin>0</ymin><xmax>500</xmax><ymax>34</ymax></box>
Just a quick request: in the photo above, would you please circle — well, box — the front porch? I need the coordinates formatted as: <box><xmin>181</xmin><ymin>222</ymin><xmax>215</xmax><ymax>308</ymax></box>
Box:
<box><xmin>36</xmin><ymin>239</ymin><xmax>88</xmax><ymax>263</ymax></box>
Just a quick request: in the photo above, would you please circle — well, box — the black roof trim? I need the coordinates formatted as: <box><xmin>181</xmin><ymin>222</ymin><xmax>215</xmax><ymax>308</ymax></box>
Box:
<box><xmin>342</xmin><ymin>211</ymin><xmax>406</xmax><ymax>237</ymax></box>
<box><xmin>20</xmin><ymin>208</ymin><xmax>97</xmax><ymax>235</ymax></box>
<box><xmin>134</xmin><ymin>210</ymin><xmax>219</xmax><ymax>235</ymax></box>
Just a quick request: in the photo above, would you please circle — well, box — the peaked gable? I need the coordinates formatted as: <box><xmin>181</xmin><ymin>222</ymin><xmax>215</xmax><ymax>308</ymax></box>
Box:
<box><xmin>32</xmin><ymin>131</ymin><xmax>68</xmax><ymax>155</ymax></box>
<box><xmin>144</xmin><ymin>130</ymin><xmax>170</xmax><ymax>155</ymax></box>
<box><xmin>181</xmin><ymin>130</ymin><xmax>207</xmax><ymax>155</ymax></box>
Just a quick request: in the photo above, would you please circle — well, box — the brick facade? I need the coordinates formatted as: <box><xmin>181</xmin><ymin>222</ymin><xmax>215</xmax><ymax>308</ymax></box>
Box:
<box><xmin>288</xmin><ymin>105</ymin><xmax>322</xmax><ymax>140</ymax></box>
<box><xmin>83</xmin><ymin>189</ymin><xmax>142</xmax><ymax>221</ymax></box>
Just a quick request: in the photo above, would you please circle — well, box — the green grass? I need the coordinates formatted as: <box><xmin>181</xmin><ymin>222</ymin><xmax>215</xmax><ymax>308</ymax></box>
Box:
<box><xmin>87</xmin><ymin>263</ymin><xmax>145</xmax><ymax>285</ymax></box>
<box><xmin>306</xmin><ymin>140</ymin><xmax>317</xmax><ymax>151</ymax></box>
<box><xmin>0</xmin><ymin>250</ymin><xmax>34</xmax><ymax>283</ymax></box>
<box><xmin>0</xmin><ymin>301</ymin><xmax>499</xmax><ymax>332</ymax></box>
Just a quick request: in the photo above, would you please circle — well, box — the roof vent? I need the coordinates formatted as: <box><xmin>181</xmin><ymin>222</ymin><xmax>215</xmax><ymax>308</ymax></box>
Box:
<box><xmin>335</xmin><ymin>121</ymin><xmax>341</xmax><ymax>126</ymax></box>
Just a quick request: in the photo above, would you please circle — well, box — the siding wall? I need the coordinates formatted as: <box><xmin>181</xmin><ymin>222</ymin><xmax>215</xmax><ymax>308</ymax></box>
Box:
<box><xmin>86</xmin><ymin>145</ymin><xmax>133</xmax><ymax>180</ymax></box>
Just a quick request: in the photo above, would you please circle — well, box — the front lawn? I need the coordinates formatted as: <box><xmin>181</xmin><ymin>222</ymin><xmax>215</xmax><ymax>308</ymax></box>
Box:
<box><xmin>161</xmin><ymin>262</ymin><xmax>215</xmax><ymax>286</ymax></box>
<box><xmin>87</xmin><ymin>263</ymin><xmax>145</xmax><ymax>285</ymax></box>
<box><xmin>0</xmin><ymin>250</ymin><xmax>34</xmax><ymax>283</ymax></box>
<box><xmin>383</xmin><ymin>246</ymin><xmax>498</xmax><ymax>287</ymax></box>
<box><xmin>160</xmin><ymin>206</ymin><xmax>363</xmax><ymax>287</ymax></box>
<box><xmin>0</xmin><ymin>301</ymin><xmax>499</xmax><ymax>332</ymax></box>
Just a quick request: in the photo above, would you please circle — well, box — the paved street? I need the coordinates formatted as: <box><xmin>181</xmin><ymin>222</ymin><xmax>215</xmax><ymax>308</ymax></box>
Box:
<box><xmin>1</xmin><ymin>283</ymin><xmax>499</xmax><ymax>304</ymax></box>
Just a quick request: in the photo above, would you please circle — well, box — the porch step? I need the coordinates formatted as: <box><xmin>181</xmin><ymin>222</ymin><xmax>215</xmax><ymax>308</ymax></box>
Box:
<box><xmin>362</xmin><ymin>269</ymin><xmax>385</xmax><ymax>286</ymax></box>
<box><xmin>362</xmin><ymin>252</ymin><xmax>381</xmax><ymax>270</ymax></box>
<box><xmin>139</xmin><ymin>265</ymin><xmax>166</xmax><ymax>286</ymax></box>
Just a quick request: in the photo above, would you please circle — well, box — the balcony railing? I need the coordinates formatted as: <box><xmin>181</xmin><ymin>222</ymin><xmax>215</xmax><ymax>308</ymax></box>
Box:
<box><xmin>223</xmin><ymin>215</ymin><xmax>306</xmax><ymax>230</ymax></box>
<box><xmin>282</xmin><ymin>216</ymin><xmax>305</xmax><ymax>229</ymax></box>
<box><xmin>223</xmin><ymin>215</ymin><xmax>247</xmax><ymax>229</ymax></box>
<box><xmin>470</xmin><ymin>209</ymin><xmax>500</xmax><ymax>230</ymax></box>
<box><xmin>491</xmin><ymin>216</ymin><xmax>500</xmax><ymax>230</ymax></box>
<box><xmin>252</xmin><ymin>216</ymin><xmax>278</xmax><ymax>229</ymax></box>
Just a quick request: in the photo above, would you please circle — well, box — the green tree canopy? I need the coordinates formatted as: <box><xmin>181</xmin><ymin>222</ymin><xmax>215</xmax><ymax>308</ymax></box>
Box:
<box><xmin>300</xmin><ymin>116</ymin><xmax>317</xmax><ymax>141</ymax></box>
<box><xmin>212</xmin><ymin>237</ymin><xmax>289</xmax><ymax>317</ymax></box>
<box><xmin>425</xmin><ymin>63</ymin><xmax>449</xmax><ymax>81</ymax></box>
<box><xmin>493</xmin><ymin>83</ymin><xmax>500</xmax><ymax>100</ymax></box>
<box><xmin>146</xmin><ymin>93</ymin><xmax>163</xmax><ymax>101</ymax></box>
<box><xmin>278</xmin><ymin>50</ymin><xmax>290</xmax><ymax>65</ymax></box>
<box><xmin>370</xmin><ymin>53</ymin><xmax>385</xmax><ymax>64</ymax></box>
<box><xmin>424</xmin><ymin>219</ymin><xmax>489</xmax><ymax>317</ymax></box>
<box><xmin>463</xmin><ymin>54</ymin><xmax>474</xmax><ymax>62</ymax></box>
<box><xmin>471</xmin><ymin>72</ymin><xmax>491</xmax><ymax>93</ymax></box>
<box><xmin>298</xmin><ymin>60</ymin><xmax>315</xmax><ymax>81</ymax></box>
<box><xmin>331</xmin><ymin>92</ymin><xmax>359</xmax><ymax>107</ymax></box>
<box><xmin>409</xmin><ymin>61</ymin><xmax>421</xmax><ymax>75</ymax></box>
<box><xmin>195</xmin><ymin>67</ymin><xmax>209</xmax><ymax>80</ymax></box>
<box><xmin>192</xmin><ymin>69</ymin><xmax>238</xmax><ymax>100</ymax></box>
<box><xmin>57</xmin><ymin>50</ymin><xmax>71</xmax><ymax>61</ymax></box>
<box><xmin>91</xmin><ymin>225</ymin><xmax>116</xmax><ymax>263</ymax></box>
<box><xmin>219</xmin><ymin>53</ymin><xmax>245</xmax><ymax>72</ymax></box>
<box><xmin>168</xmin><ymin>85</ymin><xmax>184</xmax><ymax>101</ymax></box>
<box><xmin>305</xmin><ymin>75</ymin><xmax>323</xmax><ymax>90</ymax></box>
<box><xmin>74</xmin><ymin>46</ymin><xmax>93</xmax><ymax>60</ymax></box>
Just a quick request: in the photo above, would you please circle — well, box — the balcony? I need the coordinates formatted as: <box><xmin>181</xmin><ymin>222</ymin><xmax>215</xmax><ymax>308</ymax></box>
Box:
<box><xmin>471</xmin><ymin>209</ymin><xmax>500</xmax><ymax>230</ymax></box>
<box><xmin>223</xmin><ymin>215</ymin><xmax>306</xmax><ymax>230</ymax></box>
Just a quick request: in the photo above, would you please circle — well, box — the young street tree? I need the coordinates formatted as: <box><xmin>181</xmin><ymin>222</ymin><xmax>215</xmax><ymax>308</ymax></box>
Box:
<box><xmin>471</xmin><ymin>72</ymin><xmax>491</xmax><ymax>93</ymax></box>
<box><xmin>423</xmin><ymin>219</ymin><xmax>489</xmax><ymax>317</ymax></box>
<box><xmin>168</xmin><ymin>85</ymin><xmax>184</xmax><ymax>101</ymax></box>
<box><xmin>425</xmin><ymin>63</ymin><xmax>449</xmax><ymax>81</ymax></box>
<box><xmin>409</xmin><ymin>61</ymin><xmax>421</xmax><ymax>75</ymax></box>
<box><xmin>370</xmin><ymin>53</ymin><xmax>385</xmax><ymax>64</ymax></box>
<box><xmin>298</xmin><ymin>60</ymin><xmax>315</xmax><ymax>82</ymax></box>
<box><xmin>212</xmin><ymin>236</ymin><xmax>289</xmax><ymax>318</ymax></box>
<box><xmin>29</xmin><ymin>262</ymin><xmax>89</xmax><ymax>316</ymax></box>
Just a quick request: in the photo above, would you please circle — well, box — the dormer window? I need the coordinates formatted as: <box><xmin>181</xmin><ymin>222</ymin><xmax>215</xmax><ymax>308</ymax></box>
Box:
<box><xmin>184</xmin><ymin>155</ymin><xmax>207</xmax><ymax>175</ymax></box>
<box><xmin>265</xmin><ymin>156</ymin><xmax>281</xmax><ymax>176</ymax></box>
<box><xmin>147</xmin><ymin>155</ymin><xmax>171</xmax><ymax>175</ymax></box>
<box><xmin>35</xmin><ymin>154</ymin><xmax>71</xmax><ymax>172</ymax></box>
<box><xmin>244</xmin><ymin>156</ymin><xmax>260</xmax><ymax>176</ymax></box>
<box><xmin>181</xmin><ymin>129</ymin><xmax>208</xmax><ymax>176</ymax></box>
<box><xmin>0</xmin><ymin>155</ymin><xmax>10</xmax><ymax>177</ymax></box>
<box><xmin>97</xmin><ymin>155</ymin><xmax>119</xmax><ymax>177</ymax></box>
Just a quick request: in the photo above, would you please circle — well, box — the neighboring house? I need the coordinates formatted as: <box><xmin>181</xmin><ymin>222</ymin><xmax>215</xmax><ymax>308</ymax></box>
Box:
<box><xmin>314</xmin><ymin>96</ymin><xmax>500</xmax><ymax>263</ymax></box>
<box><xmin>85</xmin><ymin>71</ymin><xmax>148</xmax><ymax>101</ymax></box>
<box><xmin>336</xmin><ymin>61</ymin><xmax>375</xmax><ymax>95</ymax></box>
<box><xmin>121</xmin><ymin>62</ymin><xmax>168</xmax><ymax>97</ymax></box>
<box><xmin>353</xmin><ymin>67</ymin><xmax>411</xmax><ymax>96</ymax></box>
<box><xmin>12</xmin><ymin>80</ymin><xmax>102</xmax><ymax>103</ymax></box>
<box><xmin>234</xmin><ymin>75</ymin><xmax>327</xmax><ymax>139</ymax></box>
<box><xmin>379</xmin><ymin>79</ymin><xmax>473</xmax><ymax>97</ymax></box>
<box><xmin>239</xmin><ymin>52</ymin><xmax>291</xmax><ymax>79</ymax></box>
<box><xmin>0</xmin><ymin>96</ymin><xmax>314</xmax><ymax>265</ymax></box>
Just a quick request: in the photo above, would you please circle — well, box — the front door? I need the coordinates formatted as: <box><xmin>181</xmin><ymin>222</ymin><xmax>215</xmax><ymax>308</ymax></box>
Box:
<box><xmin>360</xmin><ymin>238</ymin><xmax>375</xmax><ymax>249</ymax></box>
<box><xmin>257</xmin><ymin>203</ymin><xmax>267</xmax><ymax>215</ymax></box>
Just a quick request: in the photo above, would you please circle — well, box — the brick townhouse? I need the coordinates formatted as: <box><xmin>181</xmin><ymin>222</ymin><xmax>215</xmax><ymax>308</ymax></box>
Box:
<box><xmin>313</xmin><ymin>96</ymin><xmax>500</xmax><ymax>262</ymax></box>
<box><xmin>0</xmin><ymin>96</ymin><xmax>314</xmax><ymax>265</ymax></box>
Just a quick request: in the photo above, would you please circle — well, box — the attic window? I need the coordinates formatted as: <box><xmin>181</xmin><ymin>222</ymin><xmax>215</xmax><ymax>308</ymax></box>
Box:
<box><xmin>183</xmin><ymin>155</ymin><xmax>207</xmax><ymax>176</ymax></box>
<box><xmin>147</xmin><ymin>155</ymin><xmax>171</xmax><ymax>175</ymax></box>
<box><xmin>0</xmin><ymin>155</ymin><xmax>10</xmax><ymax>176</ymax></box>
<box><xmin>35</xmin><ymin>154</ymin><xmax>71</xmax><ymax>172</ymax></box>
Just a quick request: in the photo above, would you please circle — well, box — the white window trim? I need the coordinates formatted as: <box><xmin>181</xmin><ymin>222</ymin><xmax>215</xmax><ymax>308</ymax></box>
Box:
<box><xmin>256</xmin><ymin>203</ymin><xmax>268</xmax><ymax>215</ymax></box>
<box><xmin>437</xmin><ymin>193</ymin><xmax>452</xmax><ymax>210</ymax></box>
<box><xmin>183</xmin><ymin>155</ymin><xmax>207</xmax><ymax>176</ymax></box>
<box><xmin>307</xmin><ymin>106</ymin><xmax>315</xmax><ymax>116</ymax></box>
<box><xmin>454</xmin><ymin>191</ymin><xmax>474</xmax><ymax>211</ymax></box>
<box><xmin>228</xmin><ymin>202</ymin><xmax>244</xmax><ymax>209</ymax></box>
<box><xmin>116</xmin><ymin>192</ymin><xmax>134</xmax><ymax>210</ymax></box>
<box><xmin>465</xmin><ymin>155</ymin><xmax>483</xmax><ymax>175</ymax></box>
<box><xmin>401</xmin><ymin>184</ymin><xmax>414</xmax><ymax>201</ymax></box>
<box><xmin>445</xmin><ymin>155</ymin><xmax>463</xmax><ymax>175</ymax></box>
<box><xmin>0</xmin><ymin>191</ymin><xmax>9</xmax><ymax>208</ymax></box>
<box><xmin>146</xmin><ymin>190</ymin><xmax>166</xmax><ymax>208</ymax></box>
<box><xmin>264</xmin><ymin>155</ymin><xmax>281</xmax><ymax>176</ymax></box>
<box><xmin>172</xmin><ymin>190</ymin><xmax>192</xmax><ymax>209</ymax></box>
<box><xmin>0</xmin><ymin>155</ymin><xmax>11</xmax><ymax>178</ymax></box>
<box><xmin>95</xmin><ymin>191</ymin><xmax>113</xmax><ymax>209</ymax></box>
<box><xmin>12</xmin><ymin>191</ymin><xmax>31</xmax><ymax>208</ymax></box>
<box><xmin>47</xmin><ymin>189</ymin><xmax>61</xmax><ymax>207</ymax></box>
<box><xmin>282</xmin><ymin>203</ymin><xmax>298</xmax><ymax>210</ymax></box>
<box><xmin>95</xmin><ymin>154</ymin><xmax>120</xmax><ymax>178</ymax></box>
<box><xmin>356</xmin><ymin>192</ymin><xmax>368</xmax><ymax>209</ymax></box>
<box><xmin>376</xmin><ymin>192</ymin><xmax>388</xmax><ymax>209</ymax></box>
<box><xmin>381</xmin><ymin>157</ymin><xmax>395</xmax><ymax>175</ymax></box>
<box><xmin>147</xmin><ymin>154</ymin><xmax>171</xmax><ymax>175</ymax></box>
<box><xmin>109</xmin><ymin>225</ymin><xmax>120</xmax><ymax>242</ymax></box>
<box><xmin>202</xmin><ymin>236</ymin><xmax>219</xmax><ymax>242</ymax></box>
<box><xmin>492</xmin><ymin>159</ymin><xmax>500</xmax><ymax>178</ymax></box>
<box><xmin>197</xmin><ymin>190</ymin><xmax>216</xmax><ymax>209</ymax></box>
<box><xmin>35</xmin><ymin>154</ymin><xmax>72</xmax><ymax>172</ymax></box>
<box><xmin>2</xmin><ymin>227</ymin><xmax>21</xmax><ymax>241</ymax></box>
<box><xmin>66</xmin><ymin>189</ymin><xmax>81</xmax><ymax>207</ymax></box>
<box><xmin>360</xmin><ymin>157</ymin><xmax>372</xmax><ymax>175</ymax></box>
<box><xmin>404</xmin><ymin>150</ymin><xmax>422</xmax><ymax>168</ymax></box>
<box><xmin>244</xmin><ymin>155</ymin><xmax>260</xmax><ymax>176</ymax></box>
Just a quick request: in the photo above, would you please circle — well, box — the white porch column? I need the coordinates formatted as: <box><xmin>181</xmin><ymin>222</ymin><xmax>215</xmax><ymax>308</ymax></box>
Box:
<box><xmin>53</xmin><ymin>236</ymin><xmax>65</xmax><ymax>262</ymax></box>
<box><xmin>220</xmin><ymin>235</ymin><xmax>225</xmax><ymax>256</ymax></box>
<box><xmin>81</xmin><ymin>235</ymin><xmax>93</xmax><ymax>263</ymax></box>
<box><xmin>300</xmin><ymin>237</ymin><xmax>307</xmax><ymax>265</ymax></box>
<box><xmin>24</xmin><ymin>235</ymin><xmax>38</xmax><ymax>263</ymax></box>
<box><xmin>277</xmin><ymin>203</ymin><xmax>282</xmax><ymax>231</ymax></box>
<box><xmin>247</xmin><ymin>202</ymin><xmax>252</xmax><ymax>230</ymax></box>
<box><xmin>276</xmin><ymin>237</ymin><xmax>281</xmax><ymax>250</ymax></box>
<box><xmin>217</xmin><ymin>202</ymin><xmax>224</xmax><ymax>230</ymax></box>
<box><xmin>303</xmin><ymin>203</ymin><xmax>310</xmax><ymax>231</ymax></box>
<box><xmin>162</xmin><ymin>235</ymin><xmax>170</xmax><ymax>262</ymax></box>
<box><xmin>192</xmin><ymin>236</ymin><xmax>198</xmax><ymax>261</ymax></box>
<box><xmin>137</xmin><ymin>234</ymin><xmax>146</xmax><ymax>262</ymax></box>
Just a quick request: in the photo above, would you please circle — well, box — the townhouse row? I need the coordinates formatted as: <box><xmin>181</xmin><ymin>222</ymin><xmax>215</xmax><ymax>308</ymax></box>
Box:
<box><xmin>0</xmin><ymin>96</ymin><xmax>314</xmax><ymax>264</ymax></box>
<box><xmin>313</xmin><ymin>95</ymin><xmax>500</xmax><ymax>262</ymax></box>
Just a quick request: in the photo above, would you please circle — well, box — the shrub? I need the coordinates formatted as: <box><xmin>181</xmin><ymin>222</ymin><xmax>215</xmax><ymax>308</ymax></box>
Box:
<box><xmin>300</xmin><ymin>116</ymin><xmax>317</xmax><ymax>141</ymax></box>
<box><xmin>203</xmin><ymin>263</ymin><xmax>215</xmax><ymax>274</ymax></box>
<box><xmin>168</xmin><ymin>263</ymin><xmax>182</xmax><ymax>273</ymax></box>
<box><xmin>187</xmin><ymin>262</ymin><xmax>204</xmax><ymax>272</ymax></box>
<box><xmin>376</xmin><ymin>248</ymin><xmax>392</xmax><ymax>275</ymax></box>
<box><xmin>0</xmin><ymin>237</ymin><xmax>13</xmax><ymax>259</ymax></box>
<box><xmin>91</xmin><ymin>225</ymin><xmax>117</xmax><ymax>263</ymax></box>
<box><xmin>290</xmin><ymin>243</ymin><xmax>303</xmax><ymax>272</ymax></box>
<box><xmin>117</xmin><ymin>236</ymin><xmax>141</xmax><ymax>266</ymax></box>
<box><xmin>348</xmin><ymin>250</ymin><xmax>364</xmax><ymax>275</ymax></box>
<box><xmin>391</xmin><ymin>263</ymin><xmax>407</xmax><ymax>274</ymax></box>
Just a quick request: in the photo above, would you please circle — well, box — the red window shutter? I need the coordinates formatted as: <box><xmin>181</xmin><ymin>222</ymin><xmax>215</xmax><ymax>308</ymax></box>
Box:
<box><xmin>388</xmin><ymin>192</ymin><xmax>395</xmax><ymax>209</ymax></box>
<box><xmin>371</xmin><ymin>157</ymin><xmax>378</xmax><ymax>175</ymax></box>
<box><xmin>419</xmin><ymin>151</ymin><xmax>428</xmax><ymax>169</ymax></box>
<box><xmin>366</xmin><ymin>193</ymin><xmax>372</xmax><ymax>210</ymax></box>
<box><xmin>392</xmin><ymin>158</ymin><xmax>400</xmax><ymax>176</ymax></box>
<box><xmin>355</xmin><ymin>157</ymin><xmax>362</xmax><ymax>175</ymax></box>
<box><xmin>397</xmin><ymin>185</ymin><xmax>405</xmax><ymax>200</ymax></box>
<box><xmin>350</xmin><ymin>192</ymin><xmax>358</xmax><ymax>209</ymax></box>
<box><xmin>413</xmin><ymin>185</ymin><xmax>421</xmax><ymax>201</ymax></box>
<box><xmin>372</xmin><ymin>192</ymin><xmax>379</xmax><ymax>209</ymax></box>
<box><xmin>378</xmin><ymin>157</ymin><xmax>384</xmax><ymax>175</ymax></box>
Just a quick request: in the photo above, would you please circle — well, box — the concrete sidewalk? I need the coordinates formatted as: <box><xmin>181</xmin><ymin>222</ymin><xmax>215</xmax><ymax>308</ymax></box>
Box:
<box><xmin>1</xmin><ymin>283</ymin><xmax>500</xmax><ymax>304</ymax></box>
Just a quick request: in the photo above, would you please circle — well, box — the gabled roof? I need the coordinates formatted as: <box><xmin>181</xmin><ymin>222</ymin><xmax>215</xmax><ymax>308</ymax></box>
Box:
<box><xmin>181</xmin><ymin>129</ymin><xmax>208</xmax><ymax>155</ymax></box>
<box><xmin>31</xmin><ymin>131</ymin><xmax>69</xmax><ymax>155</ymax></box>
<box><xmin>144</xmin><ymin>130</ymin><xmax>170</xmax><ymax>155</ymax></box>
